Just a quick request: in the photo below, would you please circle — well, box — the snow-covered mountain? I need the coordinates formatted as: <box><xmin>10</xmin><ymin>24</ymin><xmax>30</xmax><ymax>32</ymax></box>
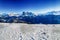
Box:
<box><xmin>0</xmin><ymin>11</ymin><xmax>60</xmax><ymax>17</ymax></box>
<box><xmin>46</xmin><ymin>11</ymin><xmax>60</xmax><ymax>15</ymax></box>
<box><xmin>0</xmin><ymin>11</ymin><xmax>60</xmax><ymax>24</ymax></box>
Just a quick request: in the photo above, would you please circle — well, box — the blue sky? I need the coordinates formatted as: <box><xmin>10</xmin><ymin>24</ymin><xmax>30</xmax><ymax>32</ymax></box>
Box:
<box><xmin>0</xmin><ymin>0</ymin><xmax>60</xmax><ymax>14</ymax></box>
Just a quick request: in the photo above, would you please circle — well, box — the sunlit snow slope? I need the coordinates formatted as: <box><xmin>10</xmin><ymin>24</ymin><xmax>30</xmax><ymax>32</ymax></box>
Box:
<box><xmin>0</xmin><ymin>23</ymin><xmax>60</xmax><ymax>40</ymax></box>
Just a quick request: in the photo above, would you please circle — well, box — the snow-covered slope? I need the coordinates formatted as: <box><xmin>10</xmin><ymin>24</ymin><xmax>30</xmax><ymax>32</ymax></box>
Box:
<box><xmin>0</xmin><ymin>23</ymin><xmax>60</xmax><ymax>40</ymax></box>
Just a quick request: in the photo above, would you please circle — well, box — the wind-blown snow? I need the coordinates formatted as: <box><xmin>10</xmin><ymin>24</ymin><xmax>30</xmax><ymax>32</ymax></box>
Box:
<box><xmin>0</xmin><ymin>23</ymin><xmax>60</xmax><ymax>40</ymax></box>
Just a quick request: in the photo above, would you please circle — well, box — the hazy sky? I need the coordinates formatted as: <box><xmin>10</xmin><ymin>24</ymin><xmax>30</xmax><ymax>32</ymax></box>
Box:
<box><xmin>0</xmin><ymin>0</ymin><xmax>60</xmax><ymax>14</ymax></box>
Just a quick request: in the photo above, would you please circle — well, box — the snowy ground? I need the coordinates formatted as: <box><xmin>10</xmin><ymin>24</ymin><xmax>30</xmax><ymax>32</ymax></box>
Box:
<box><xmin>0</xmin><ymin>23</ymin><xmax>60</xmax><ymax>40</ymax></box>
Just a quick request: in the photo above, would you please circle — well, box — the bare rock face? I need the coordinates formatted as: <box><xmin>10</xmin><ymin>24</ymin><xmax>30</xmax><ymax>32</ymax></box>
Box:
<box><xmin>0</xmin><ymin>23</ymin><xmax>60</xmax><ymax>40</ymax></box>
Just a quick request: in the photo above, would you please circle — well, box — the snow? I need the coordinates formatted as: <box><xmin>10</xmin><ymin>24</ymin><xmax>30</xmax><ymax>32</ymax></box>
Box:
<box><xmin>0</xmin><ymin>23</ymin><xmax>60</xmax><ymax>40</ymax></box>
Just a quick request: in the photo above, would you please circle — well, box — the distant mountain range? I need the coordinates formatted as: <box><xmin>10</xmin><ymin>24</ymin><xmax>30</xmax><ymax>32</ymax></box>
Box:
<box><xmin>0</xmin><ymin>11</ymin><xmax>60</xmax><ymax>24</ymax></box>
